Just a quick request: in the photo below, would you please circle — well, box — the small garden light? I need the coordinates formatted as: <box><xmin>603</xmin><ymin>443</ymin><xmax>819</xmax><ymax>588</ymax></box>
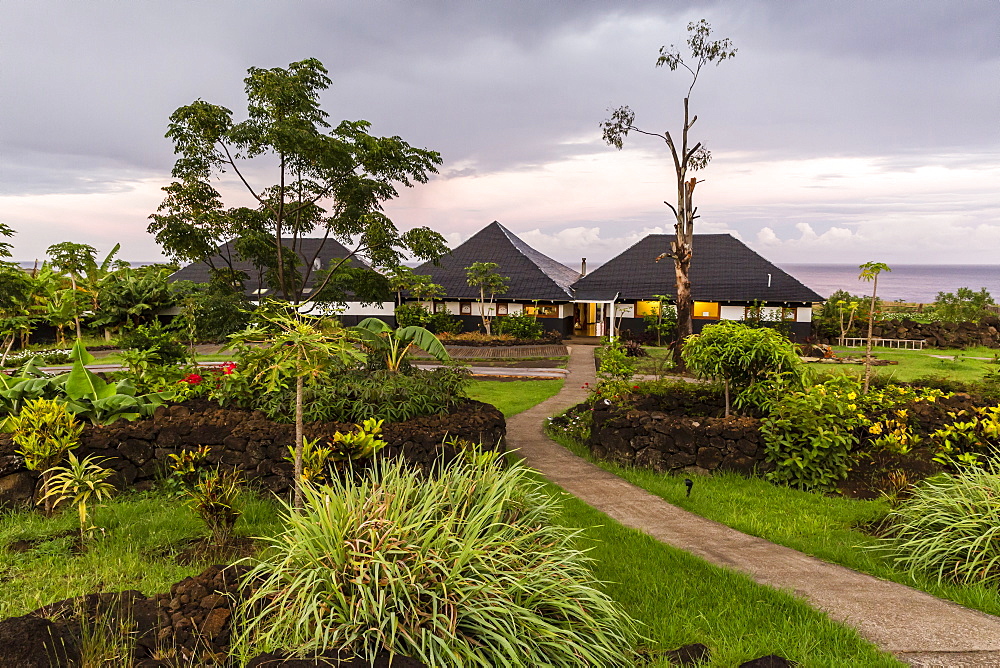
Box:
<box><xmin>685</xmin><ymin>478</ymin><xmax>694</xmax><ymax>497</ymax></box>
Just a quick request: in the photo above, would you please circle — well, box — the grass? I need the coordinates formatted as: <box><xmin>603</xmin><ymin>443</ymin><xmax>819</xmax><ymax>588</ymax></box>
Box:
<box><xmin>0</xmin><ymin>490</ymin><xmax>284</xmax><ymax>619</ymax></box>
<box><xmin>548</xmin><ymin>430</ymin><xmax>1000</xmax><ymax>618</ymax></box>
<box><xmin>466</xmin><ymin>379</ymin><xmax>564</xmax><ymax>417</ymax></box>
<box><xmin>543</xmin><ymin>480</ymin><xmax>902</xmax><ymax>666</ymax></box>
<box><xmin>821</xmin><ymin>345</ymin><xmax>998</xmax><ymax>384</ymax></box>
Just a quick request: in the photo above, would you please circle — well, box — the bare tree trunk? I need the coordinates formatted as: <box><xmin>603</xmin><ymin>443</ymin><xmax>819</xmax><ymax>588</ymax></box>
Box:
<box><xmin>863</xmin><ymin>275</ymin><xmax>879</xmax><ymax>393</ymax></box>
<box><xmin>294</xmin><ymin>374</ymin><xmax>304</xmax><ymax>509</ymax></box>
<box><xmin>71</xmin><ymin>277</ymin><xmax>82</xmax><ymax>340</ymax></box>
<box><xmin>723</xmin><ymin>378</ymin><xmax>730</xmax><ymax>418</ymax></box>
<box><xmin>672</xmin><ymin>243</ymin><xmax>693</xmax><ymax>369</ymax></box>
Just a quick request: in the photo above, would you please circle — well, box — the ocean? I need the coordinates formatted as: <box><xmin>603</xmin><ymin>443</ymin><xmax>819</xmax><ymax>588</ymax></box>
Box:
<box><xmin>781</xmin><ymin>264</ymin><xmax>1000</xmax><ymax>303</ymax></box>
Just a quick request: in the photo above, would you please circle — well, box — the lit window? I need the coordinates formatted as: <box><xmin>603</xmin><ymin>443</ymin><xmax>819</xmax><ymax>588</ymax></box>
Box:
<box><xmin>782</xmin><ymin>307</ymin><xmax>797</xmax><ymax>322</ymax></box>
<box><xmin>635</xmin><ymin>301</ymin><xmax>661</xmax><ymax>317</ymax></box>
<box><xmin>692</xmin><ymin>301</ymin><xmax>720</xmax><ymax>319</ymax></box>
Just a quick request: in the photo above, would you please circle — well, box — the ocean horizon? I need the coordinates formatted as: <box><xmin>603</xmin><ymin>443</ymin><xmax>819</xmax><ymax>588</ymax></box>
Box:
<box><xmin>781</xmin><ymin>264</ymin><xmax>1000</xmax><ymax>303</ymax></box>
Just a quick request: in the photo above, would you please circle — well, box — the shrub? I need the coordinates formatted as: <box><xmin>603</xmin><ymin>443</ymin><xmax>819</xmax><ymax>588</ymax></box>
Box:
<box><xmin>8</xmin><ymin>397</ymin><xmax>84</xmax><ymax>513</ymax></box>
<box><xmin>44</xmin><ymin>453</ymin><xmax>115</xmax><ymax>543</ymax></box>
<box><xmin>189</xmin><ymin>468</ymin><xmax>243</xmax><ymax>547</ymax></box>
<box><xmin>494</xmin><ymin>313</ymin><xmax>544</xmax><ymax>340</ymax></box>
<box><xmin>425</xmin><ymin>307</ymin><xmax>462</xmax><ymax>335</ymax></box>
<box><xmin>928</xmin><ymin>287</ymin><xmax>995</xmax><ymax>323</ymax></box>
<box><xmin>233</xmin><ymin>452</ymin><xmax>638</xmax><ymax>667</ymax></box>
<box><xmin>878</xmin><ymin>461</ymin><xmax>1000</xmax><ymax>585</ymax></box>
<box><xmin>761</xmin><ymin>376</ymin><xmax>865</xmax><ymax>492</ymax></box>
<box><xmin>594</xmin><ymin>339</ymin><xmax>636</xmax><ymax>402</ymax></box>
<box><xmin>393</xmin><ymin>303</ymin><xmax>429</xmax><ymax>328</ymax></box>
<box><xmin>117</xmin><ymin>320</ymin><xmax>190</xmax><ymax>366</ymax></box>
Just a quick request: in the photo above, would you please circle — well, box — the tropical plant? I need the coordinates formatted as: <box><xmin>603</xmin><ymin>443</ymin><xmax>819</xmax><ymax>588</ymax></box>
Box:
<box><xmin>425</xmin><ymin>306</ymin><xmax>462</xmax><ymax>335</ymax></box>
<box><xmin>859</xmin><ymin>261</ymin><xmax>891</xmax><ymax>393</ymax></box>
<box><xmin>594</xmin><ymin>339</ymin><xmax>637</xmax><ymax>402</ymax></box>
<box><xmin>165</xmin><ymin>445</ymin><xmax>214</xmax><ymax>494</ymax></box>
<box><xmin>327</xmin><ymin>418</ymin><xmax>387</xmax><ymax>465</ymax></box>
<box><xmin>8</xmin><ymin>397</ymin><xmax>84</xmax><ymax>514</ymax></box>
<box><xmin>62</xmin><ymin>339</ymin><xmax>163</xmax><ymax>425</ymax></box>
<box><xmin>188</xmin><ymin>468</ymin><xmax>243</xmax><ymax>547</ymax></box>
<box><xmin>232</xmin><ymin>452</ymin><xmax>638</xmax><ymax>667</ymax></box>
<box><xmin>465</xmin><ymin>261</ymin><xmax>509</xmax><ymax>336</ymax></box>
<box><xmin>226</xmin><ymin>307</ymin><xmax>361</xmax><ymax>507</ymax></box>
<box><xmin>351</xmin><ymin>317</ymin><xmax>450</xmax><ymax>372</ymax></box>
<box><xmin>393</xmin><ymin>302</ymin><xmax>429</xmax><ymax>328</ymax></box>
<box><xmin>92</xmin><ymin>264</ymin><xmax>176</xmax><ymax>333</ymax></box>
<box><xmin>285</xmin><ymin>437</ymin><xmax>336</xmax><ymax>485</ymax></box>
<box><xmin>682</xmin><ymin>320</ymin><xmax>804</xmax><ymax>417</ymax></box>
<box><xmin>117</xmin><ymin>319</ymin><xmax>190</xmax><ymax>366</ymax></box>
<box><xmin>43</xmin><ymin>453</ymin><xmax>115</xmax><ymax>543</ymax></box>
<box><xmin>929</xmin><ymin>405</ymin><xmax>1000</xmax><ymax>468</ymax></box>
<box><xmin>878</xmin><ymin>460</ymin><xmax>1000</xmax><ymax>586</ymax></box>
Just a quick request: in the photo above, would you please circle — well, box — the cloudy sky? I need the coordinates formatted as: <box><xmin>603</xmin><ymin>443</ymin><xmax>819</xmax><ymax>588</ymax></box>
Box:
<box><xmin>2</xmin><ymin>0</ymin><xmax>998</xmax><ymax>268</ymax></box>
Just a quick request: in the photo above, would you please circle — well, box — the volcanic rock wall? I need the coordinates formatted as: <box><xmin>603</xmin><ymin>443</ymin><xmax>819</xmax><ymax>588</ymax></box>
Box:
<box><xmin>0</xmin><ymin>399</ymin><xmax>506</xmax><ymax>509</ymax></box>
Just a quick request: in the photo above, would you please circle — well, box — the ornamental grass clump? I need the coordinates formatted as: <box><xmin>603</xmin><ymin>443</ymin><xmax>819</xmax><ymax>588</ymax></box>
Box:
<box><xmin>234</xmin><ymin>452</ymin><xmax>639</xmax><ymax>667</ymax></box>
<box><xmin>879</xmin><ymin>460</ymin><xmax>1000</xmax><ymax>586</ymax></box>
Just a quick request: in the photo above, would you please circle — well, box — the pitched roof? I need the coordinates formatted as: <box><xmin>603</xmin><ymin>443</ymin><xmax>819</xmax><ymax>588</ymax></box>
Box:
<box><xmin>413</xmin><ymin>221</ymin><xmax>580</xmax><ymax>301</ymax></box>
<box><xmin>572</xmin><ymin>234</ymin><xmax>823</xmax><ymax>303</ymax></box>
<box><xmin>169</xmin><ymin>237</ymin><xmax>366</xmax><ymax>298</ymax></box>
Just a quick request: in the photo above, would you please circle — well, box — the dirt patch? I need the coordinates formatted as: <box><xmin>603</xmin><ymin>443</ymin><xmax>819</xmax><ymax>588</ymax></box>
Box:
<box><xmin>839</xmin><ymin>448</ymin><xmax>943</xmax><ymax>500</ymax></box>
<box><xmin>174</xmin><ymin>536</ymin><xmax>261</xmax><ymax>566</ymax></box>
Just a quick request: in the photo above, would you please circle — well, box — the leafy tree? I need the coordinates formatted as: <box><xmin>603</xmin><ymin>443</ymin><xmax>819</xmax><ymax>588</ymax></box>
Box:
<box><xmin>682</xmin><ymin>320</ymin><xmax>803</xmax><ymax>417</ymax></box>
<box><xmin>0</xmin><ymin>224</ymin><xmax>33</xmax><ymax>364</ymax></box>
<box><xmin>226</xmin><ymin>307</ymin><xmax>361</xmax><ymax>508</ymax></box>
<box><xmin>149</xmin><ymin>58</ymin><xmax>448</xmax><ymax>304</ymax></box>
<box><xmin>859</xmin><ymin>261</ymin><xmax>891</xmax><ymax>393</ymax></box>
<box><xmin>93</xmin><ymin>264</ymin><xmax>176</xmax><ymax>333</ymax></box>
<box><xmin>931</xmin><ymin>287</ymin><xmax>994</xmax><ymax>323</ymax></box>
<box><xmin>465</xmin><ymin>262</ymin><xmax>509</xmax><ymax>336</ymax></box>
<box><xmin>642</xmin><ymin>294</ymin><xmax>677</xmax><ymax>346</ymax></box>
<box><xmin>602</xmin><ymin>20</ymin><xmax>736</xmax><ymax>370</ymax></box>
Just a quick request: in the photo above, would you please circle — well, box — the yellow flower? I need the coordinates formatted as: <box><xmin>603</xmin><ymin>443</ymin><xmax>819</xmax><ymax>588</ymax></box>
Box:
<box><xmin>848</xmin><ymin>404</ymin><xmax>857</xmax><ymax>411</ymax></box>
<box><xmin>869</xmin><ymin>423</ymin><xmax>883</xmax><ymax>435</ymax></box>
<box><xmin>847</xmin><ymin>392</ymin><xmax>857</xmax><ymax>400</ymax></box>
<box><xmin>857</xmin><ymin>413</ymin><xmax>865</xmax><ymax>420</ymax></box>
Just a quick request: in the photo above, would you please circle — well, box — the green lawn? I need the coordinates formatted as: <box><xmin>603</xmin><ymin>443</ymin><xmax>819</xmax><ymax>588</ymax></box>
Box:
<box><xmin>821</xmin><ymin>345</ymin><xmax>998</xmax><ymax>384</ymax></box>
<box><xmin>548</xmin><ymin>430</ymin><xmax>1000</xmax><ymax>618</ymax></box>
<box><xmin>466</xmin><ymin>379</ymin><xmax>564</xmax><ymax>417</ymax></box>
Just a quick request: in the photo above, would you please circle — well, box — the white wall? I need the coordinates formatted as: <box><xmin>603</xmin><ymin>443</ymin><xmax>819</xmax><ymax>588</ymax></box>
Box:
<box><xmin>299</xmin><ymin>302</ymin><xmax>394</xmax><ymax>317</ymax></box>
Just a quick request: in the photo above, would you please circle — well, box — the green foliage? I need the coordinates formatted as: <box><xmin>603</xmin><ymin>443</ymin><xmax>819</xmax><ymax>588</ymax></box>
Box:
<box><xmin>465</xmin><ymin>262</ymin><xmax>509</xmax><ymax>335</ymax></box>
<box><xmin>43</xmin><ymin>453</ymin><xmax>115</xmax><ymax>543</ymax></box>
<box><xmin>286</xmin><ymin>437</ymin><xmax>336</xmax><ymax>485</ymax></box>
<box><xmin>233</xmin><ymin>452</ymin><xmax>638</xmax><ymax>667</ymax></box>
<box><xmin>761</xmin><ymin>376</ymin><xmax>865</xmax><ymax>492</ymax></box>
<box><xmin>494</xmin><ymin>312</ymin><xmax>544</xmax><ymax>339</ymax></box>
<box><xmin>682</xmin><ymin>321</ymin><xmax>804</xmax><ymax>415</ymax></box>
<box><xmin>393</xmin><ymin>303</ymin><xmax>429</xmax><ymax>328</ymax></box>
<box><xmin>117</xmin><ymin>320</ymin><xmax>190</xmax><ymax>366</ymax></box>
<box><xmin>595</xmin><ymin>339</ymin><xmax>637</xmax><ymax>402</ymax></box>
<box><xmin>327</xmin><ymin>418</ymin><xmax>387</xmax><ymax>464</ymax></box>
<box><xmin>149</xmin><ymin>58</ymin><xmax>447</xmax><ymax>302</ymax></box>
<box><xmin>352</xmin><ymin>317</ymin><xmax>449</xmax><ymax>372</ymax></box>
<box><xmin>929</xmin><ymin>405</ymin><xmax>1000</xmax><ymax>467</ymax></box>
<box><xmin>425</xmin><ymin>306</ymin><xmax>462</xmax><ymax>335</ymax></box>
<box><xmin>164</xmin><ymin>445</ymin><xmax>214</xmax><ymax>494</ymax></box>
<box><xmin>62</xmin><ymin>339</ymin><xmax>163</xmax><ymax>425</ymax></box>
<box><xmin>879</xmin><ymin>461</ymin><xmax>1000</xmax><ymax>585</ymax></box>
<box><xmin>174</xmin><ymin>279</ymin><xmax>253</xmax><ymax>343</ymax></box>
<box><xmin>188</xmin><ymin>468</ymin><xmax>243</xmax><ymax>546</ymax></box>
<box><xmin>642</xmin><ymin>296</ymin><xmax>677</xmax><ymax>346</ymax></box>
<box><xmin>929</xmin><ymin>287</ymin><xmax>995</xmax><ymax>323</ymax></box>
<box><xmin>8</xmin><ymin>397</ymin><xmax>84</xmax><ymax>513</ymax></box>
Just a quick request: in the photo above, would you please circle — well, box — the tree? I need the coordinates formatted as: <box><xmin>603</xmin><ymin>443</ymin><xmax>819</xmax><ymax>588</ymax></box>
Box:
<box><xmin>859</xmin><ymin>261</ymin><xmax>891</xmax><ymax>393</ymax></box>
<box><xmin>149</xmin><ymin>58</ymin><xmax>449</xmax><ymax>304</ymax></box>
<box><xmin>465</xmin><ymin>262</ymin><xmax>509</xmax><ymax>336</ymax></box>
<box><xmin>0</xmin><ymin>224</ymin><xmax>33</xmax><ymax>364</ymax></box>
<box><xmin>227</xmin><ymin>308</ymin><xmax>361</xmax><ymax>508</ymax></box>
<box><xmin>47</xmin><ymin>242</ymin><xmax>96</xmax><ymax>339</ymax></box>
<box><xmin>602</xmin><ymin>20</ymin><xmax>736</xmax><ymax>370</ymax></box>
<box><xmin>682</xmin><ymin>320</ymin><xmax>803</xmax><ymax>417</ymax></box>
<box><xmin>932</xmin><ymin>287</ymin><xmax>994</xmax><ymax>323</ymax></box>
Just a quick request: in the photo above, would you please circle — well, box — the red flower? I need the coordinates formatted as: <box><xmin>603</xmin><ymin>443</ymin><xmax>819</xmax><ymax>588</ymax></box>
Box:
<box><xmin>221</xmin><ymin>362</ymin><xmax>237</xmax><ymax>375</ymax></box>
<box><xmin>633</xmin><ymin>385</ymin><xmax>640</xmax><ymax>390</ymax></box>
<box><xmin>181</xmin><ymin>373</ymin><xmax>203</xmax><ymax>385</ymax></box>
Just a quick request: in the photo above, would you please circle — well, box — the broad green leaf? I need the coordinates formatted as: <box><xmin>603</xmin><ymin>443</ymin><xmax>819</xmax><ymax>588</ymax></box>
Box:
<box><xmin>70</xmin><ymin>338</ymin><xmax>97</xmax><ymax>366</ymax></box>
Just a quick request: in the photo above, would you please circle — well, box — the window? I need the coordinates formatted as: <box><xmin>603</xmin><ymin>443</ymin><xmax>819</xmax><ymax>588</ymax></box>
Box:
<box><xmin>459</xmin><ymin>302</ymin><xmax>472</xmax><ymax>315</ymax></box>
<box><xmin>496</xmin><ymin>302</ymin><xmax>508</xmax><ymax>316</ymax></box>
<box><xmin>782</xmin><ymin>307</ymin><xmax>797</xmax><ymax>322</ymax></box>
<box><xmin>635</xmin><ymin>300</ymin><xmax>661</xmax><ymax>317</ymax></box>
<box><xmin>525</xmin><ymin>304</ymin><xmax>559</xmax><ymax>318</ymax></box>
<box><xmin>692</xmin><ymin>301</ymin><xmax>720</xmax><ymax>319</ymax></box>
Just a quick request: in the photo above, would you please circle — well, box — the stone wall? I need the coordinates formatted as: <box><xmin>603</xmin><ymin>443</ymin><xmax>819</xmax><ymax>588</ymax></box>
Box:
<box><xmin>831</xmin><ymin>316</ymin><xmax>1000</xmax><ymax>349</ymax></box>
<box><xmin>0</xmin><ymin>399</ymin><xmax>506</xmax><ymax>509</ymax></box>
<box><xmin>587</xmin><ymin>405</ymin><xmax>768</xmax><ymax>476</ymax></box>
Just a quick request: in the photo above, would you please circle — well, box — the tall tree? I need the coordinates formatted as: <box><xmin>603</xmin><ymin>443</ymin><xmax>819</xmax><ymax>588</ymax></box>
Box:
<box><xmin>149</xmin><ymin>58</ymin><xmax>448</xmax><ymax>303</ymax></box>
<box><xmin>465</xmin><ymin>262</ymin><xmax>508</xmax><ymax>336</ymax></box>
<box><xmin>0</xmin><ymin>224</ymin><xmax>32</xmax><ymax>363</ymax></box>
<box><xmin>859</xmin><ymin>261</ymin><xmax>890</xmax><ymax>393</ymax></box>
<box><xmin>602</xmin><ymin>20</ymin><xmax>736</xmax><ymax>369</ymax></box>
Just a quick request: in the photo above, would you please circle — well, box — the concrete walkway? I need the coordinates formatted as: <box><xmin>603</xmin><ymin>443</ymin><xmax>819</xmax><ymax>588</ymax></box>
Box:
<box><xmin>507</xmin><ymin>345</ymin><xmax>1000</xmax><ymax>668</ymax></box>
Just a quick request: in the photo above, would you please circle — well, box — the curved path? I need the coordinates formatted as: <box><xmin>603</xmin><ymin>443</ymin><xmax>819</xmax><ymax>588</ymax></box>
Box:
<box><xmin>507</xmin><ymin>344</ymin><xmax>1000</xmax><ymax>668</ymax></box>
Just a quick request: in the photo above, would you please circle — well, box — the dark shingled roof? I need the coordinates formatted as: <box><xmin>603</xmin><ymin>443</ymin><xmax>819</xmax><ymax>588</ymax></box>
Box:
<box><xmin>573</xmin><ymin>234</ymin><xmax>823</xmax><ymax>303</ymax></box>
<box><xmin>169</xmin><ymin>238</ymin><xmax>366</xmax><ymax>298</ymax></box>
<box><xmin>413</xmin><ymin>221</ymin><xmax>580</xmax><ymax>301</ymax></box>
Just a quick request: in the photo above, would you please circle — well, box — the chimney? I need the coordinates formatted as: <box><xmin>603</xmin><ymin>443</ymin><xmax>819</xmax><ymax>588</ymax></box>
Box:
<box><xmin>581</xmin><ymin>257</ymin><xmax>587</xmax><ymax>277</ymax></box>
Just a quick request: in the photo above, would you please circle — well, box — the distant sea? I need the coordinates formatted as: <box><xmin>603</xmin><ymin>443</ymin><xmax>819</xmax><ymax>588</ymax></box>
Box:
<box><xmin>781</xmin><ymin>264</ymin><xmax>1000</xmax><ymax>303</ymax></box>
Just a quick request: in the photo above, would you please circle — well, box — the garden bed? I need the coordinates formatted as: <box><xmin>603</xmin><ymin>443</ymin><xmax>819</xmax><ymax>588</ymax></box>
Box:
<box><xmin>0</xmin><ymin>398</ymin><xmax>505</xmax><ymax>509</ymax></box>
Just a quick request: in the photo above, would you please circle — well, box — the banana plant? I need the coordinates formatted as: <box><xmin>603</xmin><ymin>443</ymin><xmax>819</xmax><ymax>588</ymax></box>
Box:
<box><xmin>351</xmin><ymin>317</ymin><xmax>450</xmax><ymax>372</ymax></box>
<box><xmin>62</xmin><ymin>338</ymin><xmax>162</xmax><ymax>424</ymax></box>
